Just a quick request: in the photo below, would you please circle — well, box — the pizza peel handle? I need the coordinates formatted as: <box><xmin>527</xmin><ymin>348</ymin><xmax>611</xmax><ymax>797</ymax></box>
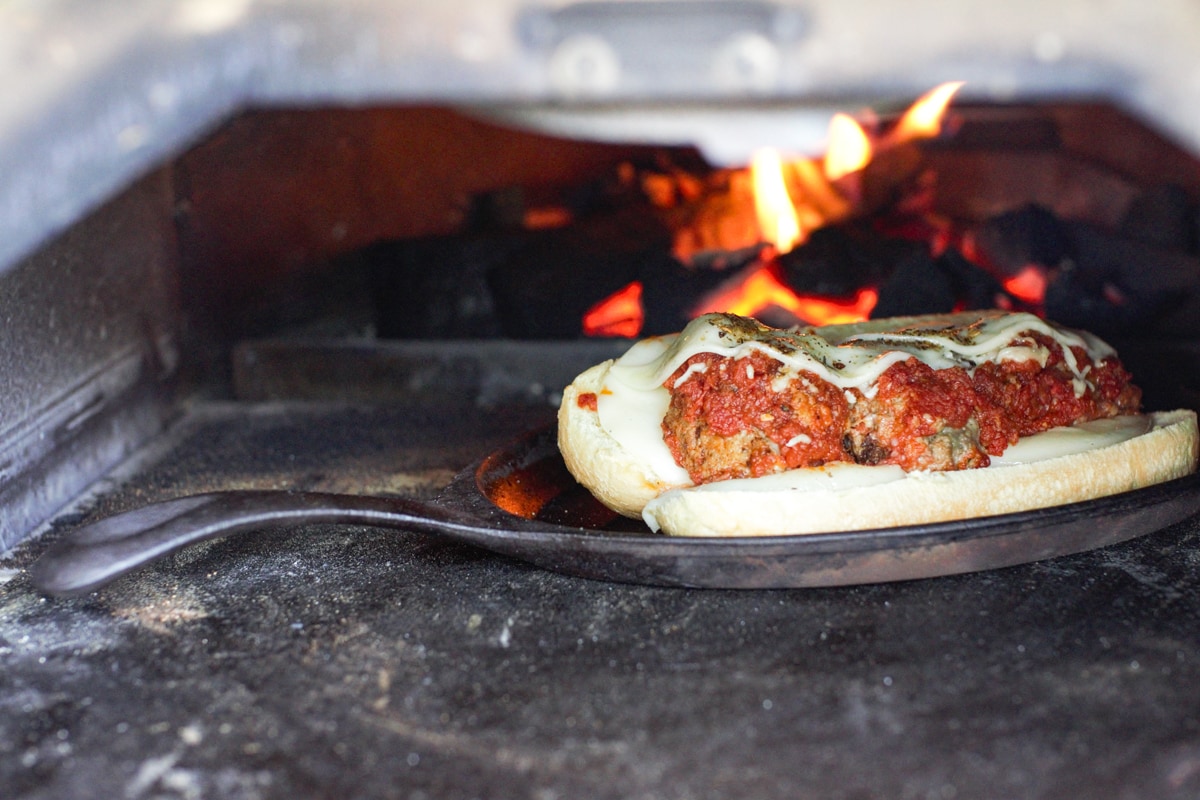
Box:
<box><xmin>27</xmin><ymin>490</ymin><xmax>491</xmax><ymax>597</ymax></box>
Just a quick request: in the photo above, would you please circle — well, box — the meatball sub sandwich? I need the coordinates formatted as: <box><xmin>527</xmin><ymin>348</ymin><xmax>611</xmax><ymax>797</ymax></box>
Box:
<box><xmin>558</xmin><ymin>310</ymin><xmax>1198</xmax><ymax>537</ymax></box>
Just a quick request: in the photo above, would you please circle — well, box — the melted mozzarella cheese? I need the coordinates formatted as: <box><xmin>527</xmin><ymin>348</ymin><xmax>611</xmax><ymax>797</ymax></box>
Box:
<box><xmin>611</xmin><ymin>310</ymin><xmax>1110</xmax><ymax>396</ymax></box>
<box><xmin>596</xmin><ymin>336</ymin><xmax>692</xmax><ymax>485</ymax></box>
<box><xmin>988</xmin><ymin>415</ymin><xmax>1150</xmax><ymax>465</ymax></box>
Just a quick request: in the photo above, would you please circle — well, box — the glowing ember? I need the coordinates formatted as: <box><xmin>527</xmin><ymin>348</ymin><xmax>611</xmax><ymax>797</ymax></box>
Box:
<box><xmin>823</xmin><ymin>113</ymin><xmax>873</xmax><ymax>182</ymax></box>
<box><xmin>1003</xmin><ymin>266</ymin><xmax>1048</xmax><ymax>304</ymax></box>
<box><xmin>583</xmin><ymin>280</ymin><xmax>643</xmax><ymax>337</ymax></box>
<box><xmin>894</xmin><ymin>81</ymin><xmax>964</xmax><ymax>140</ymax></box>
<box><xmin>693</xmin><ymin>266</ymin><xmax>878</xmax><ymax>326</ymax></box>
<box><xmin>750</xmin><ymin>148</ymin><xmax>803</xmax><ymax>254</ymax></box>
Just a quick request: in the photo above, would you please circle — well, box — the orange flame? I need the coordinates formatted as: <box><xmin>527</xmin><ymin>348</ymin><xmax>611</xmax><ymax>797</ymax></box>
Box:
<box><xmin>894</xmin><ymin>81</ymin><xmax>964</xmax><ymax>140</ymax></box>
<box><xmin>750</xmin><ymin>148</ymin><xmax>803</xmax><ymax>254</ymax></box>
<box><xmin>694</xmin><ymin>267</ymin><xmax>878</xmax><ymax>326</ymax></box>
<box><xmin>823</xmin><ymin>113</ymin><xmax>873</xmax><ymax>181</ymax></box>
<box><xmin>584</xmin><ymin>82</ymin><xmax>966</xmax><ymax>337</ymax></box>
<box><xmin>582</xmin><ymin>281</ymin><xmax>644</xmax><ymax>337</ymax></box>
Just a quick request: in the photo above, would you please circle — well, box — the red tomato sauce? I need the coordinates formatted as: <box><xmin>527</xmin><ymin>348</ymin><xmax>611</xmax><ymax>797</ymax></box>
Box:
<box><xmin>661</xmin><ymin>332</ymin><xmax>1141</xmax><ymax>484</ymax></box>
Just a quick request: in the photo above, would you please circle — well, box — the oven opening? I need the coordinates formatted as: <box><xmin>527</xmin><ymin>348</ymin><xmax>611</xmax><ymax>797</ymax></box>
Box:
<box><xmin>3</xmin><ymin>94</ymin><xmax>1200</xmax><ymax>554</ymax></box>
<box><xmin>177</xmin><ymin>100</ymin><xmax>1200</xmax><ymax>411</ymax></box>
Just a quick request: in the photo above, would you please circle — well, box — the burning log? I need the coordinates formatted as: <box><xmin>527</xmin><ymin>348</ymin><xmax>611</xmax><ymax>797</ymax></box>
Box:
<box><xmin>965</xmin><ymin>191</ymin><xmax>1200</xmax><ymax>335</ymax></box>
<box><xmin>870</xmin><ymin>247</ymin><xmax>1007</xmax><ymax>319</ymax></box>
<box><xmin>653</xmin><ymin>83</ymin><xmax>963</xmax><ymax>267</ymax></box>
<box><xmin>1050</xmin><ymin>219</ymin><xmax>1200</xmax><ymax>333</ymax></box>
<box><xmin>778</xmin><ymin>221</ymin><xmax>921</xmax><ymax>298</ymax></box>
<box><xmin>486</xmin><ymin>203</ymin><xmax>674</xmax><ymax>339</ymax></box>
<box><xmin>968</xmin><ymin>204</ymin><xmax>1069</xmax><ymax>279</ymax></box>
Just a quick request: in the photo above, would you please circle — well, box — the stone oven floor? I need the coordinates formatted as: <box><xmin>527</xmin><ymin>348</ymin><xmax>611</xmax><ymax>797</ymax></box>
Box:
<box><xmin>4</xmin><ymin>393</ymin><xmax>1200</xmax><ymax>799</ymax></box>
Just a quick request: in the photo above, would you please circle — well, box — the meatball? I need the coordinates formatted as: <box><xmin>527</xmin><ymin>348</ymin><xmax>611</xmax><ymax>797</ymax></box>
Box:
<box><xmin>662</xmin><ymin>351</ymin><xmax>850</xmax><ymax>483</ymax></box>
<box><xmin>843</xmin><ymin>359</ymin><xmax>1006</xmax><ymax>471</ymax></box>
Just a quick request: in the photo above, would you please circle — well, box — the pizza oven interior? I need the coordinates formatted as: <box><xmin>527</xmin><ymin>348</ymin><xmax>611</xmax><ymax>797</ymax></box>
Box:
<box><xmin>5</xmin><ymin>2</ymin><xmax>1200</xmax><ymax>797</ymax></box>
<box><xmin>7</xmin><ymin>104</ymin><xmax>1200</xmax><ymax>552</ymax></box>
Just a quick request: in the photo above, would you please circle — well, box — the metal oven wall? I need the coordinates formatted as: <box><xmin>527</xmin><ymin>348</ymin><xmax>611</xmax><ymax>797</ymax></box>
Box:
<box><xmin>0</xmin><ymin>172</ymin><xmax>180</xmax><ymax>549</ymax></box>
